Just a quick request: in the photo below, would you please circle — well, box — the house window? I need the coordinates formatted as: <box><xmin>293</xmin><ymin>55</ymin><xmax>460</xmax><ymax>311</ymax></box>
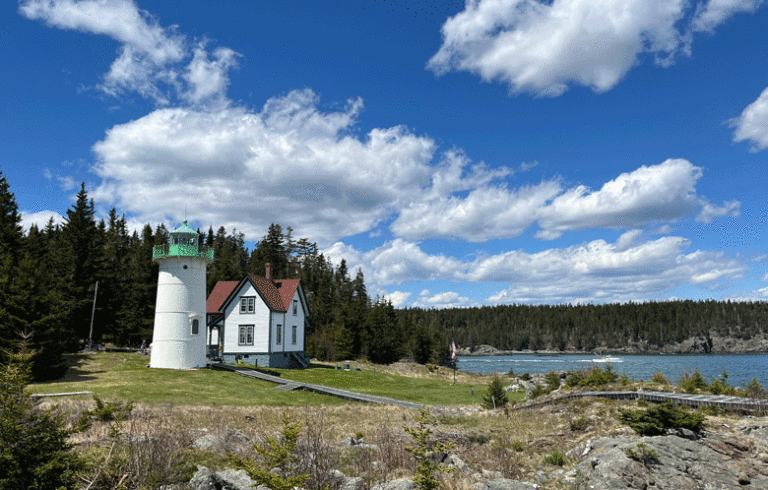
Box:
<box><xmin>292</xmin><ymin>325</ymin><xmax>297</xmax><ymax>345</ymax></box>
<box><xmin>240</xmin><ymin>297</ymin><xmax>255</xmax><ymax>314</ymax></box>
<box><xmin>276</xmin><ymin>324</ymin><xmax>282</xmax><ymax>345</ymax></box>
<box><xmin>239</xmin><ymin>325</ymin><xmax>254</xmax><ymax>346</ymax></box>
<box><xmin>293</xmin><ymin>300</ymin><xmax>298</xmax><ymax>316</ymax></box>
<box><xmin>191</xmin><ymin>319</ymin><xmax>199</xmax><ymax>335</ymax></box>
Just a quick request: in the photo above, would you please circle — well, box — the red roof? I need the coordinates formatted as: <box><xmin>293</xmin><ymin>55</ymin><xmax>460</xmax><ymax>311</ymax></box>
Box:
<box><xmin>207</xmin><ymin>281</ymin><xmax>239</xmax><ymax>313</ymax></box>
<box><xmin>207</xmin><ymin>275</ymin><xmax>303</xmax><ymax>314</ymax></box>
<box><xmin>246</xmin><ymin>273</ymin><xmax>287</xmax><ymax>312</ymax></box>
<box><xmin>274</xmin><ymin>279</ymin><xmax>300</xmax><ymax>310</ymax></box>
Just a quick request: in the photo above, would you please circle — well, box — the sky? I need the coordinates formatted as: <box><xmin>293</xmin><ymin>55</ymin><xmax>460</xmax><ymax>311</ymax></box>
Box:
<box><xmin>2</xmin><ymin>0</ymin><xmax>768</xmax><ymax>308</ymax></box>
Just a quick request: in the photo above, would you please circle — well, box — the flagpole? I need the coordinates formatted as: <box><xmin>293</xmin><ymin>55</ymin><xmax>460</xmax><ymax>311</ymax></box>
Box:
<box><xmin>451</xmin><ymin>340</ymin><xmax>457</xmax><ymax>385</ymax></box>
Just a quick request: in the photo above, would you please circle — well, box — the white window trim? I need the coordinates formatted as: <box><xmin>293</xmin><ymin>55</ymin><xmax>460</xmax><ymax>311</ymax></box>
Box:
<box><xmin>239</xmin><ymin>325</ymin><xmax>254</xmax><ymax>346</ymax></box>
<box><xmin>240</xmin><ymin>297</ymin><xmax>255</xmax><ymax>314</ymax></box>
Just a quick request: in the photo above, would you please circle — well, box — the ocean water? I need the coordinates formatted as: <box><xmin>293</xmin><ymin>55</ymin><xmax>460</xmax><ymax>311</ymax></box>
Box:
<box><xmin>457</xmin><ymin>353</ymin><xmax>768</xmax><ymax>389</ymax></box>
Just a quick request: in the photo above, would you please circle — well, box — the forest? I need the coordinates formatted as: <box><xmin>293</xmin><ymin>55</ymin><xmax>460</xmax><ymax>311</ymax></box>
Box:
<box><xmin>2</xmin><ymin>170</ymin><xmax>767</xmax><ymax>381</ymax></box>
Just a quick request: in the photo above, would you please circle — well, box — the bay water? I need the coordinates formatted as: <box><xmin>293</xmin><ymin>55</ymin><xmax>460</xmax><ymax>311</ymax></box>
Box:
<box><xmin>457</xmin><ymin>353</ymin><xmax>768</xmax><ymax>389</ymax></box>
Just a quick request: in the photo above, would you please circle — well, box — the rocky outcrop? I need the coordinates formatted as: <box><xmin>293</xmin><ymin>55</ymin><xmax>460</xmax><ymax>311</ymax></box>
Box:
<box><xmin>572</xmin><ymin>426</ymin><xmax>768</xmax><ymax>489</ymax></box>
<box><xmin>191</xmin><ymin>428</ymin><xmax>255</xmax><ymax>456</ymax></box>
<box><xmin>189</xmin><ymin>466</ymin><xmax>266</xmax><ymax>490</ymax></box>
<box><xmin>472</xmin><ymin>479</ymin><xmax>539</xmax><ymax>490</ymax></box>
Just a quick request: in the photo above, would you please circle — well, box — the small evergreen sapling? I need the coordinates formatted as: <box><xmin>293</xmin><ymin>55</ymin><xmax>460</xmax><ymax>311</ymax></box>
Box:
<box><xmin>482</xmin><ymin>374</ymin><xmax>509</xmax><ymax>409</ymax></box>
<box><xmin>230</xmin><ymin>413</ymin><xmax>309</xmax><ymax>490</ymax></box>
<box><xmin>404</xmin><ymin>409</ymin><xmax>454</xmax><ymax>490</ymax></box>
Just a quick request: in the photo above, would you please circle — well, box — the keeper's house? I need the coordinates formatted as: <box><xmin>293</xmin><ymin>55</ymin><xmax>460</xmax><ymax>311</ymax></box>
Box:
<box><xmin>206</xmin><ymin>264</ymin><xmax>310</xmax><ymax>368</ymax></box>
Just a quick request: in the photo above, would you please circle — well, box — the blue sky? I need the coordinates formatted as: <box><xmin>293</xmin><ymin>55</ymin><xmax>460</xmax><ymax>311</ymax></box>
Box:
<box><xmin>3</xmin><ymin>0</ymin><xmax>768</xmax><ymax>308</ymax></box>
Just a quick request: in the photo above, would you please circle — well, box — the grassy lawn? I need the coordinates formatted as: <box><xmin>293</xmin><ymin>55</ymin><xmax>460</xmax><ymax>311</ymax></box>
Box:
<box><xmin>29</xmin><ymin>352</ymin><xmax>522</xmax><ymax>407</ymax></box>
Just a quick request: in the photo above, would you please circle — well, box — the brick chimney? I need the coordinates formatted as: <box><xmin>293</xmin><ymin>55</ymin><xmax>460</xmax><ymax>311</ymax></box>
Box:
<box><xmin>265</xmin><ymin>263</ymin><xmax>271</xmax><ymax>281</ymax></box>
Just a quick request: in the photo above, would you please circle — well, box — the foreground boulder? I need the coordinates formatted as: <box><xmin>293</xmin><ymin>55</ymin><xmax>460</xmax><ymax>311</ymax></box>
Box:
<box><xmin>190</xmin><ymin>466</ymin><xmax>266</xmax><ymax>490</ymax></box>
<box><xmin>574</xmin><ymin>430</ymin><xmax>768</xmax><ymax>489</ymax></box>
<box><xmin>472</xmin><ymin>479</ymin><xmax>539</xmax><ymax>490</ymax></box>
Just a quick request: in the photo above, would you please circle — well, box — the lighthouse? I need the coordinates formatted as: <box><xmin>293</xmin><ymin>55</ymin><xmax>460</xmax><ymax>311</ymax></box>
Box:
<box><xmin>150</xmin><ymin>220</ymin><xmax>214</xmax><ymax>369</ymax></box>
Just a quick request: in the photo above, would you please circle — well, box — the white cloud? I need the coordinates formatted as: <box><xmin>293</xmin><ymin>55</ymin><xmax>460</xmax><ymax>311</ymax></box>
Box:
<box><xmin>412</xmin><ymin>289</ymin><xmax>473</xmax><ymax>309</ymax></box>
<box><xmin>696</xmin><ymin>200</ymin><xmax>740</xmax><ymax>223</ymax></box>
<box><xmin>428</xmin><ymin>0</ymin><xmax>688</xmax><ymax>96</ymax></box>
<box><xmin>19</xmin><ymin>0</ymin><xmax>237</xmax><ymax>106</ymax></box>
<box><xmin>690</xmin><ymin>0</ymin><xmax>763</xmax><ymax>33</ymax></box>
<box><xmin>182</xmin><ymin>44</ymin><xmax>239</xmax><ymax>106</ymax></box>
<box><xmin>91</xmin><ymin>89</ymin><xmax>435</xmax><ymax>244</ymax></box>
<box><xmin>731</xmin><ymin>87</ymin><xmax>768</xmax><ymax>152</ymax></box>
<box><xmin>392</xmin><ymin>158</ymin><xmax>737</xmax><ymax>242</ymax></box>
<box><xmin>367</xmin><ymin>239</ymin><xmax>466</xmax><ymax>285</ymax></box>
<box><xmin>327</xmin><ymin>232</ymin><xmax>746</xmax><ymax>305</ymax></box>
<box><xmin>536</xmin><ymin>159</ymin><xmax>735</xmax><ymax>239</ymax></box>
<box><xmin>20</xmin><ymin>210</ymin><xmax>65</xmax><ymax>231</ymax></box>
<box><xmin>428</xmin><ymin>0</ymin><xmax>763</xmax><ymax>96</ymax></box>
<box><xmin>383</xmin><ymin>291</ymin><xmax>412</xmax><ymax>308</ymax></box>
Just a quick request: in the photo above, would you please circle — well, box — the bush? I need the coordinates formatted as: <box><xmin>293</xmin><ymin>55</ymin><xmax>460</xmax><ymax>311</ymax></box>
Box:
<box><xmin>520</xmin><ymin>373</ymin><xmax>531</xmax><ymax>381</ymax></box>
<box><xmin>545</xmin><ymin>371</ymin><xmax>561</xmax><ymax>391</ymax></box>
<box><xmin>625</xmin><ymin>443</ymin><xmax>658</xmax><ymax>466</ymax></box>
<box><xmin>651</xmin><ymin>371</ymin><xmax>669</xmax><ymax>385</ymax></box>
<box><xmin>543</xmin><ymin>450</ymin><xmax>566</xmax><ymax>466</ymax></box>
<box><xmin>0</xmin><ymin>342</ymin><xmax>84</xmax><ymax>490</ymax></box>
<box><xmin>618</xmin><ymin>401</ymin><xmax>705</xmax><ymax>436</ymax></box>
<box><xmin>569</xmin><ymin>417</ymin><xmax>590</xmax><ymax>432</ymax></box>
<box><xmin>482</xmin><ymin>374</ymin><xmax>509</xmax><ymax>409</ymax></box>
<box><xmin>679</xmin><ymin>369</ymin><xmax>708</xmax><ymax>394</ymax></box>
<box><xmin>565</xmin><ymin>365</ymin><xmax>619</xmax><ymax>388</ymax></box>
<box><xmin>744</xmin><ymin>378</ymin><xmax>767</xmax><ymax>399</ymax></box>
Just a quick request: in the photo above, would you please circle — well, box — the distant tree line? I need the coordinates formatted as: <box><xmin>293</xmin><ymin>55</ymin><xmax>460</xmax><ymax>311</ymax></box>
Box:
<box><xmin>3</xmin><ymin>171</ymin><xmax>767</xmax><ymax>381</ymax></box>
<box><xmin>399</xmin><ymin>300</ymin><xmax>768</xmax><ymax>353</ymax></box>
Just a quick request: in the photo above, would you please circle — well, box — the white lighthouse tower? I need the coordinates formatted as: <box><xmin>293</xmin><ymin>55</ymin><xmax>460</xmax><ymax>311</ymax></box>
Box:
<box><xmin>150</xmin><ymin>220</ymin><xmax>213</xmax><ymax>369</ymax></box>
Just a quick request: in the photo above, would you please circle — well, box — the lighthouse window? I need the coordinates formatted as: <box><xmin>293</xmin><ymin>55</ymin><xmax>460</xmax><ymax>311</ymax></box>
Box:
<box><xmin>238</xmin><ymin>325</ymin><xmax>254</xmax><ymax>346</ymax></box>
<box><xmin>192</xmin><ymin>319</ymin><xmax>199</xmax><ymax>335</ymax></box>
<box><xmin>240</xmin><ymin>297</ymin><xmax>255</xmax><ymax>314</ymax></box>
<box><xmin>276</xmin><ymin>324</ymin><xmax>282</xmax><ymax>345</ymax></box>
<box><xmin>292</xmin><ymin>325</ymin><xmax>297</xmax><ymax>345</ymax></box>
<box><xmin>293</xmin><ymin>300</ymin><xmax>298</xmax><ymax>316</ymax></box>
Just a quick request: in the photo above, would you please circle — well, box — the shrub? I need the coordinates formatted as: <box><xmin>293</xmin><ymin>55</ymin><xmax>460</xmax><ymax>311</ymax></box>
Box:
<box><xmin>507</xmin><ymin>367</ymin><xmax>515</xmax><ymax>377</ymax></box>
<box><xmin>744</xmin><ymin>378</ymin><xmax>767</xmax><ymax>399</ymax></box>
<box><xmin>543</xmin><ymin>450</ymin><xmax>566</xmax><ymax>466</ymax></box>
<box><xmin>530</xmin><ymin>384</ymin><xmax>549</xmax><ymax>399</ymax></box>
<box><xmin>679</xmin><ymin>369</ymin><xmax>708</xmax><ymax>394</ymax></box>
<box><xmin>0</xmin><ymin>341</ymin><xmax>84</xmax><ymax>490</ymax></box>
<box><xmin>565</xmin><ymin>366</ymin><xmax>619</xmax><ymax>388</ymax></box>
<box><xmin>482</xmin><ymin>374</ymin><xmax>509</xmax><ymax>409</ymax></box>
<box><xmin>625</xmin><ymin>443</ymin><xmax>658</xmax><ymax>466</ymax></box>
<box><xmin>89</xmin><ymin>395</ymin><xmax>133</xmax><ymax>422</ymax></box>
<box><xmin>619</xmin><ymin>401</ymin><xmax>705</xmax><ymax>436</ymax></box>
<box><xmin>520</xmin><ymin>373</ymin><xmax>531</xmax><ymax>381</ymax></box>
<box><xmin>651</xmin><ymin>371</ymin><xmax>669</xmax><ymax>385</ymax></box>
<box><xmin>570</xmin><ymin>417</ymin><xmax>590</xmax><ymax>432</ymax></box>
<box><xmin>545</xmin><ymin>371</ymin><xmax>561</xmax><ymax>391</ymax></box>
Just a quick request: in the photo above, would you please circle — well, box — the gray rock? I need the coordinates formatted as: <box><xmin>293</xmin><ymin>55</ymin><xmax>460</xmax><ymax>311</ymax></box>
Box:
<box><xmin>472</xmin><ymin>479</ymin><xmax>539</xmax><ymax>490</ymax></box>
<box><xmin>192</xmin><ymin>429</ymin><xmax>253</xmax><ymax>456</ymax></box>
<box><xmin>329</xmin><ymin>469</ymin><xmax>367</xmax><ymax>490</ymax></box>
<box><xmin>370</xmin><ymin>478</ymin><xmax>415</xmax><ymax>490</ymax></box>
<box><xmin>575</xmin><ymin>434</ymin><xmax>768</xmax><ymax>490</ymax></box>
<box><xmin>444</xmin><ymin>453</ymin><xmax>469</xmax><ymax>471</ymax></box>
<box><xmin>189</xmin><ymin>466</ymin><xmax>260</xmax><ymax>490</ymax></box>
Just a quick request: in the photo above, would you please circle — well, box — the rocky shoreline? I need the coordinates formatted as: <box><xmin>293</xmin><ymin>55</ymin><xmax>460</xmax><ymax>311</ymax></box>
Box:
<box><xmin>457</xmin><ymin>333</ymin><xmax>768</xmax><ymax>356</ymax></box>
